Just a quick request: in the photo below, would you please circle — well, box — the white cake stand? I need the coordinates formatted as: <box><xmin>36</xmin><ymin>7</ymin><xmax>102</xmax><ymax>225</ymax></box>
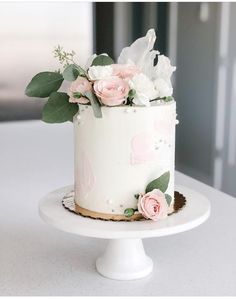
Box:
<box><xmin>39</xmin><ymin>185</ymin><xmax>210</xmax><ymax>280</ymax></box>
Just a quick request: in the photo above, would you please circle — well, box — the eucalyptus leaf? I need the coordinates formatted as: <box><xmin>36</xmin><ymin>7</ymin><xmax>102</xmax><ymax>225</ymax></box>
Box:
<box><xmin>124</xmin><ymin>208</ymin><xmax>135</xmax><ymax>217</ymax></box>
<box><xmin>145</xmin><ymin>171</ymin><xmax>170</xmax><ymax>193</ymax></box>
<box><xmin>63</xmin><ymin>64</ymin><xmax>87</xmax><ymax>81</ymax></box>
<box><xmin>84</xmin><ymin>91</ymin><xmax>102</xmax><ymax>118</ymax></box>
<box><xmin>165</xmin><ymin>194</ymin><xmax>172</xmax><ymax>206</ymax></box>
<box><xmin>42</xmin><ymin>92</ymin><xmax>78</xmax><ymax>123</ymax></box>
<box><xmin>164</xmin><ymin>96</ymin><xmax>174</xmax><ymax>102</ymax></box>
<box><xmin>91</xmin><ymin>54</ymin><xmax>114</xmax><ymax>66</ymax></box>
<box><xmin>25</xmin><ymin>72</ymin><xmax>63</xmax><ymax>98</ymax></box>
<box><xmin>128</xmin><ymin>89</ymin><xmax>136</xmax><ymax>99</ymax></box>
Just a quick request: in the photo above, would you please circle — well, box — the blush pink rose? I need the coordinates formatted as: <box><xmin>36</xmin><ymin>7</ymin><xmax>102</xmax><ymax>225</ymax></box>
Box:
<box><xmin>68</xmin><ymin>77</ymin><xmax>92</xmax><ymax>104</ymax></box>
<box><xmin>111</xmin><ymin>64</ymin><xmax>140</xmax><ymax>79</ymax></box>
<box><xmin>138</xmin><ymin>189</ymin><xmax>168</xmax><ymax>221</ymax></box>
<box><xmin>93</xmin><ymin>77</ymin><xmax>129</xmax><ymax>106</ymax></box>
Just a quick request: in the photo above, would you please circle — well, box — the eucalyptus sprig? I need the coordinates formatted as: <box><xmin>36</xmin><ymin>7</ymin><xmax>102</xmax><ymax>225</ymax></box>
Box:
<box><xmin>53</xmin><ymin>45</ymin><xmax>76</xmax><ymax>68</ymax></box>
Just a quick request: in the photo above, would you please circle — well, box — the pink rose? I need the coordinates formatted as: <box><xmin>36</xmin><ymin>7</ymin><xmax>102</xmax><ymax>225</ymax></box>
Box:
<box><xmin>93</xmin><ymin>77</ymin><xmax>129</xmax><ymax>106</ymax></box>
<box><xmin>138</xmin><ymin>189</ymin><xmax>168</xmax><ymax>221</ymax></box>
<box><xmin>112</xmin><ymin>64</ymin><xmax>140</xmax><ymax>79</ymax></box>
<box><xmin>67</xmin><ymin>77</ymin><xmax>92</xmax><ymax>104</ymax></box>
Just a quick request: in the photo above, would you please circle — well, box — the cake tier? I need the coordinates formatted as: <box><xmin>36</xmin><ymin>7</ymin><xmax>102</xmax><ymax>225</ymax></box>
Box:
<box><xmin>74</xmin><ymin>101</ymin><xmax>176</xmax><ymax>220</ymax></box>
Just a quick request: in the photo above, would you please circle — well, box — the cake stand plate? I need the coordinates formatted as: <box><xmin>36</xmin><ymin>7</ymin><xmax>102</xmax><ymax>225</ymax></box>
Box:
<box><xmin>39</xmin><ymin>185</ymin><xmax>210</xmax><ymax>280</ymax></box>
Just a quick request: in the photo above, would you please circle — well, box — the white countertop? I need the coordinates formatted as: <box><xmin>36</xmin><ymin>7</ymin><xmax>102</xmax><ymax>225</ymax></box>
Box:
<box><xmin>0</xmin><ymin>120</ymin><xmax>235</xmax><ymax>296</ymax></box>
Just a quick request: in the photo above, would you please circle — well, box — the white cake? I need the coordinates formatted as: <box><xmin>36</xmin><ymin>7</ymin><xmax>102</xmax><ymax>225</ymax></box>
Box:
<box><xmin>74</xmin><ymin>101</ymin><xmax>176</xmax><ymax>220</ymax></box>
<box><xmin>24</xmin><ymin>27</ymin><xmax>178</xmax><ymax>221</ymax></box>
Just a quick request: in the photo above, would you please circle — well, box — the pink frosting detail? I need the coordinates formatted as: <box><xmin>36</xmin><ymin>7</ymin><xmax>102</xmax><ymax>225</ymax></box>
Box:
<box><xmin>130</xmin><ymin>132</ymin><xmax>156</xmax><ymax>164</ymax></box>
<box><xmin>138</xmin><ymin>189</ymin><xmax>168</xmax><ymax>221</ymax></box>
<box><xmin>76</xmin><ymin>151</ymin><xmax>95</xmax><ymax>198</ymax></box>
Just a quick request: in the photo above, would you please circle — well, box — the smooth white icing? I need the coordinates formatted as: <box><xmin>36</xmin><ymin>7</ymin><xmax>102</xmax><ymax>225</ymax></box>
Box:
<box><xmin>74</xmin><ymin>101</ymin><xmax>176</xmax><ymax>215</ymax></box>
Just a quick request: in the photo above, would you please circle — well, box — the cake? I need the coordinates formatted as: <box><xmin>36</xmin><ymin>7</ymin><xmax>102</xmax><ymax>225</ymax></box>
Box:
<box><xmin>74</xmin><ymin>102</ymin><xmax>176</xmax><ymax>220</ymax></box>
<box><xmin>25</xmin><ymin>28</ymin><xmax>177</xmax><ymax>221</ymax></box>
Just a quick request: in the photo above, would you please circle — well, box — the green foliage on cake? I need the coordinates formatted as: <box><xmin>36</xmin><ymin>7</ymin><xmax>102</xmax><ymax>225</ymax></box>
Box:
<box><xmin>145</xmin><ymin>171</ymin><xmax>170</xmax><ymax>193</ymax></box>
<box><xmin>25</xmin><ymin>29</ymin><xmax>176</xmax><ymax>123</ymax></box>
<box><xmin>42</xmin><ymin>92</ymin><xmax>78</xmax><ymax>123</ymax></box>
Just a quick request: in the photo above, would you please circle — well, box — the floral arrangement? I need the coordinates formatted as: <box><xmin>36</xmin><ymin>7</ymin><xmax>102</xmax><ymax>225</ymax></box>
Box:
<box><xmin>124</xmin><ymin>171</ymin><xmax>171</xmax><ymax>220</ymax></box>
<box><xmin>25</xmin><ymin>29</ymin><xmax>176</xmax><ymax>122</ymax></box>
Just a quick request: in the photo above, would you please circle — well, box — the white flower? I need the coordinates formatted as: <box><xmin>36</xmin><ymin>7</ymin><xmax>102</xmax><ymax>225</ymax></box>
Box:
<box><xmin>84</xmin><ymin>53</ymin><xmax>109</xmax><ymax>70</ymax></box>
<box><xmin>154</xmin><ymin>78</ymin><xmax>173</xmax><ymax>98</ymax></box>
<box><xmin>129</xmin><ymin>73</ymin><xmax>158</xmax><ymax>106</ymax></box>
<box><xmin>88</xmin><ymin>65</ymin><xmax>113</xmax><ymax>81</ymax></box>
<box><xmin>153</xmin><ymin>55</ymin><xmax>176</xmax><ymax>81</ymax></box>
<box><xmin>118</xmin><ymin>29</ymin><xmax>159</xmax><ymax>79</ymax></box>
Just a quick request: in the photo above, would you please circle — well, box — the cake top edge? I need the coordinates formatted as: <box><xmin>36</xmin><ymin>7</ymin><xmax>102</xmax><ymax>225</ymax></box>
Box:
<box><xmin>79</xmin><ymin>99</ymin><xmax>176</xmax><ymax>111</ymax></box>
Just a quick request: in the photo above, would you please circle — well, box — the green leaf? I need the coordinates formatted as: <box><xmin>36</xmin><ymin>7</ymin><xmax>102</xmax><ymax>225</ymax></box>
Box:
<box><xmin>91</xmin><ymin>55</ymin><xmax>114</xmax><ymax>66</ymax></box>
<box><xmin>164</xmin><ymin>96</ymin><xmax>174</xmax><ymax>102</ymax></box>
<box><xmin>124</xmin><ymin>208</ymin><xmax>135</xmax><ymax>217</ymax></box>
<box><xmin>128</xmin><ymin>89</ymin><xmax>136</xmax><ymax>99</ymax></box>
<box><xmin>84</xmin><ymin>91</ymin><xmax>102</xmax><ymax>118</ymax></box>
<box><xmin>42</xmin><ymin>92</ymin><xmax>78</xmax><ymax>123</ymax></box>
<box><xmin>25</xmin><ymin>72</ymin><xmax>63</xmax><ymax>98</ymax></box>
<box><xmin>145</xmin><ymin>171</ymin><xmax>170</xmax><ymax>193</ymax></box>
<box><xmin>165</xmin><ymin>194</ymin><xmax>172</xmax><ymax>206</ymax></box>
<box><xmin>63</xmin><ymin>64</ymin><xmax>87</xmax><ymax>81</ymax></box>
<box><xmin>73</xmin><ymin>92</ymin><xmax>82</xmax><ymax>99</ymax></box>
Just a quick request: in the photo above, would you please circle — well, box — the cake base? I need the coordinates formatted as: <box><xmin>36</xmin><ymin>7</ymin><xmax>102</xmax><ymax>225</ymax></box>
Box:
<box><xmin>39</xmin><ymin>184</ymin><xmax>210</xmax><ymax>280</ymax></box>
<box><xmin>75</xmin><ymin>204</ymin><xmax>143</xmax><ymax>221</ymax></box>
<box><xmin>62</xmin><ymin>191</ymin><xmax>186</xmax><ymax>221</ymax></box>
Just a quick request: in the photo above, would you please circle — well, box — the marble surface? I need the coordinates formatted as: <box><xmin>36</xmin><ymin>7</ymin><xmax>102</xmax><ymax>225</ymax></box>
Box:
<box><xmin>0</xmin><ymin>120</ymin><xmax>236</xmax><ymax>296</ymax></box>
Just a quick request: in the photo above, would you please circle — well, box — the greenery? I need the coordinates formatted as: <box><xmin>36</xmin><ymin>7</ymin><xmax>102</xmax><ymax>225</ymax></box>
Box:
<box><xmin>25</xmin><ymin>72</ymin><xmax>63</xmax><ymax>98</ymax></box>
<box><xmin>124</xmin><ymin>208</ymin><xmax>135</xmax><ymax>217</ymax></box>
<box><xmin>53</xmin><ymin>45</ymin><xmax>76</xmax><ymax>68</ymax></box>
<box><xmin>42</xmin><ymin>92</ymin><xmax>78</xmax><ymax>123</ymax></box>
<box><xmin>145</xmin><ymin>171</ymin><xmax>170</xmax><ymax>193</ymax></box>
<box><xmin>165</xmin><ymin>194</ymin><xmax>172</xmax><ymax>206</ymax></box>
<box><xmin>63</xmin><ymin>64</ymin><xmax>87</xmax><ymax>81</ymax></box>
<box><xmin>164</xmin><ymin>96</ymin><xmax>174</xmax><ymax>102</ymax></box>
<box><xmin>84</xmin><ymin>91</ymin><xmax>102</xmax><ymax>118</ymax></box>
<box><xmin>25</xmin><ymin>45</ymin><xmax>175</xmax><ymax>124</ymax></box>
<box><xmin>91</xmin><ymin>54</ymin><xmax>114</xmax><ymax>66</ymax></box>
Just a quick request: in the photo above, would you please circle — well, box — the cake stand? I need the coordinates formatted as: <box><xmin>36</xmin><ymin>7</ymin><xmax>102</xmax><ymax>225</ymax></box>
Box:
<box><xmin>39</xmin><ymin>185</ymin><xmax>210</xmax><ymax>280</ymax></box>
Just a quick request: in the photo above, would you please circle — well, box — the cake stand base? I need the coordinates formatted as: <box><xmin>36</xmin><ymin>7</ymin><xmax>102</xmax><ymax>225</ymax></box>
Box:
<box><xmin>39</xmin><ymin>185</ymin><xmax>210</xmax><ymax>281</ymax></box>
<box><xmin>96</xmin><ymin>239</ymin><xmax>153</xmax><ymax>280</ymax></box>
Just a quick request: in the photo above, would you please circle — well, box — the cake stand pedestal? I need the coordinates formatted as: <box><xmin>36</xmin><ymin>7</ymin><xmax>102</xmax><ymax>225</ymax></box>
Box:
<box><xmin>39</xmin><ymin>185</ymin><xmax>210</xmax><ymax>281</ymax></box>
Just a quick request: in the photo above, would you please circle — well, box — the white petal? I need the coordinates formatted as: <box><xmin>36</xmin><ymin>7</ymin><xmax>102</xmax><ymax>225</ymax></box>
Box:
<box><xmin>118</xmin><ymin>29</ymin><xmax>159</xmax><ymax>74</ymax></box>
<box><xmin>133</xmin><ymin>93</ymin><xmax>151</xmax><ymax>106</ymax></box>
<box><xmin>84</xmin><ymin>54</ymin><xmax>97</xmax><ymax>70</ymax></box>
<box><xmin>88</xmin><ymin>65</ymin><xmax>113</xmax><ymax>80</ymax></box>
<box><xmin>153</xmin><ymin>55</ymin><xmax>176</xmax><ymax>81</ymax></box>
<box><xmin>154</xmin><ymin>78</ymin><xmax>173</xmax><ymax>98</ymax></box>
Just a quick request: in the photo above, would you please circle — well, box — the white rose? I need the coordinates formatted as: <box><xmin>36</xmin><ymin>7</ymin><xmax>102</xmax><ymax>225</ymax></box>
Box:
<box><xmin>129</xmin><ymin>73</ymin><xmax>157</xmax><ymax>106</ymax></box>
<box><xmin>154</xmin><ymin>55</ymin><xmax>176</xmax><ymax>81</ymax></box>
<box><xmin>154</xmin><ymin>78</ymin><xmax>173</xmax><ymax>98</ymax></box>
<box><xmin>88</xmin><ymin>65</ymin><xmax>113</xmax><ymax>81</ymax></box>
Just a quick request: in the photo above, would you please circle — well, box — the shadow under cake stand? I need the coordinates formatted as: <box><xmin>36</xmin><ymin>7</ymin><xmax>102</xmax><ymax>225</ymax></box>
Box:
<box><xmin>39</xmin><ymin>185</ymin><xmax>210</xmax><ymax>281</ymax></box>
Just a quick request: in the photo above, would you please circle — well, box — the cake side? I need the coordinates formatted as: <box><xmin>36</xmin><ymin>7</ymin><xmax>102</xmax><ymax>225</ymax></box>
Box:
<box><xmin>74</xmin><ymin>101</ymin><xmax>176</xmax><ymax>218</ymax></box>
